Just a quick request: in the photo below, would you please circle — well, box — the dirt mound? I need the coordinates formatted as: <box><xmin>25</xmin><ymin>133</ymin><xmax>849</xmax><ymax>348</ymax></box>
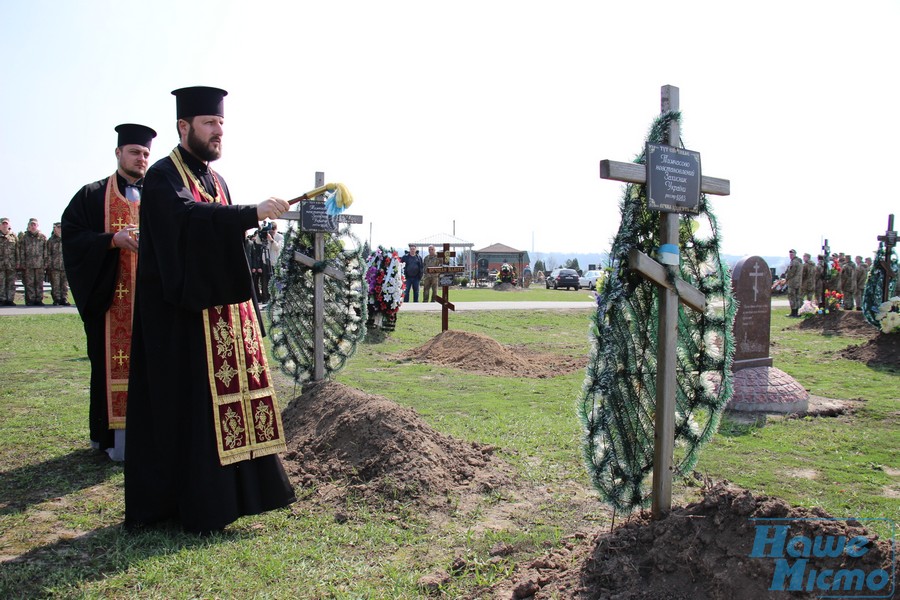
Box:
<box><xmin>481</xmin><ymin>482</ymin><xmax>898</xmax><ymax>599</ymax></box>
<box><xmin>795</xmin><ymin>310</ymin><xmax>898</xmax><ymax>367</ymax></box>
<box><xmin>400</xmin><ymin>329</ymin><xmax>585</xmax><ymax>377</ymax></box>
<box><xmin>493</xmin><ymin>283</ymin><xmax>523</xmax><ymax>292</ymax></box>
<box><xmin>796</xmin><ymin>309</ymin><xmax>878</xmax><ymax>337</ymax></box>
<box><xmin>280</xmin><ymin>380</ymin><xmax>510</xmax><ymax>506</ymax></box>
<box><xmin>841</xmin><ymin>335</ymin><xmax>900</xmax><ymax>368</ymax></box>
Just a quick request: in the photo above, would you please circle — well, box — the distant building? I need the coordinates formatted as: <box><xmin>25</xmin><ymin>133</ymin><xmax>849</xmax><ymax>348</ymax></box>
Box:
<box><xmin>473</xmin><ymin>243</ymin><xmax>530</xmax><ymax>285</ymax></box>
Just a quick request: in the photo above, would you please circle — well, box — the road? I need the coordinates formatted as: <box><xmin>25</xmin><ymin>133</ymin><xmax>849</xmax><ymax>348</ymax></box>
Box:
<box><xmin>0</xmin><ymin>296</ymin><xmax>791</xmax><ymax>316</ymax></box>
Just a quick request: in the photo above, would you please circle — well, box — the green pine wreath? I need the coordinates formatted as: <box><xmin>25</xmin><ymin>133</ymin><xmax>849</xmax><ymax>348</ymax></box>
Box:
<box><xmin>861</xmin><ymin>242</ymin><xmax>899</xmax><ymax>329</ymax></box>
<box><xmin>578</xmin><ymin>111</ymin><xmax>737</xmax><ymax>512</ymax></box>
<box><xmin>267</xmin><ymin>224</ymin><xmax>367</xmax><ymax>384</ymax></box>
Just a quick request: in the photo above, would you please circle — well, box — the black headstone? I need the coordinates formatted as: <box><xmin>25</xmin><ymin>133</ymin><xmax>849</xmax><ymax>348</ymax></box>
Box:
<box><xmin>731</xmin><ymin>256</ymin><xmax>774</xmax><ymax>370</ymax></box>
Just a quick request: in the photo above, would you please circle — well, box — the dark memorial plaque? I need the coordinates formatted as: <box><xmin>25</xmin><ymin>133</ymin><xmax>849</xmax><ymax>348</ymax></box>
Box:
<box><xmin>646</xmin><ymin>143</ymin><xmax>701</xmax><ymax>214</ymax></box>
<box><xmin>731</xmin><ymin>256</ymin><xmax>773</xmax><ymax>370</ymax></box>
<box><xmin>300</xmin><ymin>201</ymin><xmax>338</xmax><ymax>233</ymax></box>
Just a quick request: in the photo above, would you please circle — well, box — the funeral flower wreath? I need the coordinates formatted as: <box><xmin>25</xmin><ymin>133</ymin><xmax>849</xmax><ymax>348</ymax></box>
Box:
<box><xmin>874</xmin><ymin>296</ymin><xmax>900</xmax><ymax>334</ymax></box>
<box><xmin>365</xmin><ymin>246</ymin><xmax>405</xmax><ymax>316</ymax></box>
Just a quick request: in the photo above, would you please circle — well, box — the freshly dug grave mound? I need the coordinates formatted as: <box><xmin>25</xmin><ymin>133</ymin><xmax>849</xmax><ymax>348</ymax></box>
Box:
<box><xmin>794</xmin><ymin>310</ymin><xmax>898</xmax><ymax>367</ymax></box>
<box><xmin>400</xmin><ymin>329</ymin><xmax>585</xmax><ymax>377</ymax></box>
<box><xmin>280</xmin><ymin>380</ymin><xmax>511</xmax><ymax>506</ymax></box>
<box><xmin>796</xmin><ymin>310</ymin><xmax>878</xmax><ymax>337</ymax></box>
<box><xmin>480</xmin><ymin>482</ymin><xmax>898</xmax><ymax>599</ymax></box>
<box><xmin>840</xmin><ymin>335</ymin><xmax>900</xmax><ymax>368</ymax></box>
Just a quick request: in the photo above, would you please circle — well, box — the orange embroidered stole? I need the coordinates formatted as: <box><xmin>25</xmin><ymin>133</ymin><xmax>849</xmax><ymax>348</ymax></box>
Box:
<box><xmin>104</xmin><ymin>175</ymin><xmax>138</xmax><ymax>429</ymax></box>
<box><xmin>170</xmin><ymin>149</ymin><xmax>287</xmax><ymax>465</ymax></box>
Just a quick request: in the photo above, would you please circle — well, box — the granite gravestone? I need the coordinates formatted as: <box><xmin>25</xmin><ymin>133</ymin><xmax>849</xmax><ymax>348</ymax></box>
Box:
<box><xmin>731</xmin><ymin>256</ymin><xmax>774</xmax><ymax>370</ymax></box>
<box><xmin>728</xmin><ymin>255</ymin><xmax>808</xmax><ymax>414</ymax></box>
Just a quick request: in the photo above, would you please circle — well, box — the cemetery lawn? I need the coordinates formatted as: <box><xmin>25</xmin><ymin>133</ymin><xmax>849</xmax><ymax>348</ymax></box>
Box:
<box><xmin>0</xmin><ymin>309</ymin><xmax>896</xmax><ymax>598</ymax></box>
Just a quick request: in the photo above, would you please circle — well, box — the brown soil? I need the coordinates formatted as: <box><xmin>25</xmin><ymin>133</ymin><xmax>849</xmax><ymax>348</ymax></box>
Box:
<box><xmin>280</xmin><ymin>380</ymin><xmax>512</xmax><ymax>508</ymax></box>
<box><xmin>478</xmin><ymin>482</ymin><xmax>898</xmax><ymax>599</ymax></box>
<box><xmin>794</xmin><ymin>310</ymin><xmax>899</xmax><ymax>368</ymax></box>
<box><xmin>399</xmin><ymin>329</ymin><xmax>586</xmax><ymax>377</ymax></box>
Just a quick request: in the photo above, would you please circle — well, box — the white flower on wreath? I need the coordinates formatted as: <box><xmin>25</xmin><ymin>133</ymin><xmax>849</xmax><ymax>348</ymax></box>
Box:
<box><xmin>382</xmin><ymin>255</ymin><xmax>405</xmax><ymax>309</ymax></box>
<box><xmin>874</xmin><ymin>296</ymin><xmax>900</xmax><ymax>334</ymax></box>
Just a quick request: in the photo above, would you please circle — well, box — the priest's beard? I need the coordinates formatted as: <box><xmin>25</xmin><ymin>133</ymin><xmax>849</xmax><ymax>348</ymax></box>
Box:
<box><xmin>187</xmin><ymin>125</ymin><xmax>222</xmax><ymax>162</ymax></box>
<box><xmin>119</xmin><ymin>165</ymin><xmax>144</xmax><ymax>180</ymax></box>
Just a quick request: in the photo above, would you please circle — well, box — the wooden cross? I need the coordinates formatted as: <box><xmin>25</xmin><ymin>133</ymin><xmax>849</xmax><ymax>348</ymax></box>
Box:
<box><xmin>876</xmin><ymin>214</ymin><xmax>897</xmax><ymax>302</ymax></box>
<box><xmin>599</xmin><ymin>85</ymin><xmax>730</xmax><ymax>520</ymax></box>
<box><xmin>115</xmin><ymin>282</ymin><xmax>129</xmax><ymax>300</ymax></box>
<box><xmin>426</xmin><ymin>243</ymin><xmax>465</xmax><ymax>331</ymax></box>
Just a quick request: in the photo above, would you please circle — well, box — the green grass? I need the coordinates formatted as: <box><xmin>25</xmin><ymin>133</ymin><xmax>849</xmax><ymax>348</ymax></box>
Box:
<box><xmin>0</xmin><ymin>308</ymin><xmax>897</xmax><ymax>598</ymax></box>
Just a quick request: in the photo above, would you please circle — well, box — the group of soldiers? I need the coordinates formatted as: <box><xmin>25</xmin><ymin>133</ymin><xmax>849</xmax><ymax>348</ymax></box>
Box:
<box><xmin>0</xmin><ymin>217</ymin><xmax>69</xmax><ymax>306</ymax></box>
<box><xmin>781</xmin><ymin>248</ymin><xmax>871</xmax><ymax>316</ymax></box>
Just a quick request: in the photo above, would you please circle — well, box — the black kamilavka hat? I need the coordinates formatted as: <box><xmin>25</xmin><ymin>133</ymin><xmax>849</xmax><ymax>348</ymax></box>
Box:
<box><xmin>115</xmin><ymin>123</ymin><xmax>157</xmax><ymax>148</ymax></box>
<box><xmin>171</xmin><ymin>86</ymin><xmax>228</xmax><ymax>119</ymax></box>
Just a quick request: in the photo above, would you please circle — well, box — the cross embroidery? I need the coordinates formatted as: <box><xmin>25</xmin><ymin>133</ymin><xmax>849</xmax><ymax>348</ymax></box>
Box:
<box><xmin>112</xmin><ymin>349</ymin><xmax>129</xmax><ymax>367</ymax></box>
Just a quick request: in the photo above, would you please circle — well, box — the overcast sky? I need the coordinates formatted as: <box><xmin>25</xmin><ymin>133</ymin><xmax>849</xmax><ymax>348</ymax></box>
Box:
<box><xmin>2</xmin><ymin>0</ymin><xmax>897</xmax><ymax>262</ymax></box>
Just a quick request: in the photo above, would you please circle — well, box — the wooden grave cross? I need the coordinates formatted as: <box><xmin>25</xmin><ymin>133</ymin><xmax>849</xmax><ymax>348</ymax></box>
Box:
<box><xmin>820</xmin><ymin>238</ymin><xmax>831</xmax><ymax>307</ymax></box>
<box><xmin>282</xmin><ymin>171</ymin><xmax>352</xmax><ymax>381</ymax></box>
<box><xmin>876</xmin><ymin>214</ymin><xmax>897</xmax><ymax>302</ymax></box>
<box><xmin>426</xmin><ymin>243</ymin><xmax>465</xmax><ymax>331</ymax></box>
<box><xmin>599</xmin><ymin>84</ymin><xmax>731</xmax><ymax>519</ymax></box>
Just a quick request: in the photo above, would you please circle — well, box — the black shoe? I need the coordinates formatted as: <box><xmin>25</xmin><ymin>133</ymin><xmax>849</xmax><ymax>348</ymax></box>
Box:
<box><xmin>2</xmin><ymin>300</ymin><xmax>13</xmax><ymax>306</ymax></box>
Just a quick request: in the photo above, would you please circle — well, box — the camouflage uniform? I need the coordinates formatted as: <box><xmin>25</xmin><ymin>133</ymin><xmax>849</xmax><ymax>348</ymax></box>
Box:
<box><xmin>17</xmin><ymin>222</ymin><xmax>48</xmax><ymax>305</ymax></box>
<box><xmin>784</xmin><ymin>251</ymin><xmax>803</xmax><ymax>316</ymax></box>
<box><xmin>814</xmin><ymin>256</ymin><xmax>826</xmax><ymax>305</ymax></box>
<box><xmin>46</xmin><ymin>224</ymin><xmax>69</xmax><ymax>305</ymax></box>
<box><xmin>839</xmin><ymin>257</ymin><xmax>856</xmax><ymax>310</ymax></box>
<box><xmin>422</xmin><ymin>250</ymin><xmax>442</xmax><ymax>302</ymax></box>
<box><xmin>800</xmin><ymin>254</ymin><xmax>817</xmax><ymax>301</ymax></box>
<box><xmin>853</xmin><ymin>257</ymin><xmax>866</xmax><ymax>310</ymax></box>
<box><xmin>0</xmin><ymin>220</ymin><xmax>16</xmax><ymax>305</ymax></box>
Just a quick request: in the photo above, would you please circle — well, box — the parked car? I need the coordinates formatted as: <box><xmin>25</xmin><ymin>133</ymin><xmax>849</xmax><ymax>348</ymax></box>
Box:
<box><xmin>546</xmin><ymin>267</ymin><xmax>581</xmax><ymax>290</ymax></box>
<box><xmin>579</xmin><ymin>269</ymin><xmax>605</xmax><ymax>290</ymax></box>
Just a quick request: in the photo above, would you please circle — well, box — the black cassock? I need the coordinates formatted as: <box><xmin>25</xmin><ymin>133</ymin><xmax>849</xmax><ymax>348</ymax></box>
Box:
<box><xmin>61</xmin><ymin>174</ymin><xmax>125</xmax><ymax>450</ymax></box>
<box><xmin>125</xmin><ymin>147</ymin><xmax>295</xmax><ymax>533</ymax></box>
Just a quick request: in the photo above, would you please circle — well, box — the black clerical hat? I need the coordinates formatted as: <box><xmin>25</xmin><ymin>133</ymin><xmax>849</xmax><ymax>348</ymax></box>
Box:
<box><xmin>115</xmin><ymin>123</ymin><xmax>157</xmax><ymax>148</ymax></box>
<box><xmin>171</xmin><ymin>86</ymin><xmax>227</xmax><ymax>119</ymax></box>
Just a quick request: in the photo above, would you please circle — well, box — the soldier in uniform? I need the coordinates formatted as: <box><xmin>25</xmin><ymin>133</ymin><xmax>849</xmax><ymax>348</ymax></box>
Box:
<box><xmin>0</xmin><ymin>218</ymin><xmax>16</xmax><ymax>305</ymax></box>
<box><xmin>839</xmin><ymin>255</ymin><xmax>856</xmax><ymax>310</ymax></box>
<box><xmin>46</xmin><ymin>222</ymin><xmax>69</xmax><ymax>306</ymax></box>
<box><xmin>800</xmin><ymin>252</ymin><xmax>817</xmax><ymax>302</ymax></box>
<box><xmin>784</xmin><ymin>248</ymin><xmax>803</xmax><ymax>317</ymax></box>
<box><xmin>853</xmin><ymin>255</ymin><xmax>866</xmax><ymax>311</ymax></box>
<box><xmin>17</xmin><ymin>218</ymin><xmax>47</xmax><ymax>306</ymax></box>
<box><xmin>421</xmin><ymin>244</ymin><xmax>441</xmax><ymax>302</ymax></box>
<box><xmin>815</xmin><ymin>255</ymin><xmax>826</xmax><ymax>305</ymax></box>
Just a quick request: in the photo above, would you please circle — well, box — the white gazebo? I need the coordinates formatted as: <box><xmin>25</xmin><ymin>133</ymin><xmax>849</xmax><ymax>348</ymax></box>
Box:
<box><xmin>407</xmin><ymin>233</ymin><xmax>474</xmax><ymax>277</ymax></box>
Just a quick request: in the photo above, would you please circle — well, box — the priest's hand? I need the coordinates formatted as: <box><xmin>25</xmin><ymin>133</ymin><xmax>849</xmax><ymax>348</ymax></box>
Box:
<box><xmin>112</xmin><ymin>226</ymin><xmax>139</xmax><ymax>253</ymax></box>
<box><xmin>257</xmin><ymin>197</ymin><xmax>290</xmax><ymax>221</ymax></box>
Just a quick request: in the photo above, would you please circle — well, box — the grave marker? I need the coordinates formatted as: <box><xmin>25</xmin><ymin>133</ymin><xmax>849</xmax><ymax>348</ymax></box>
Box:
<box><xmin>876</xmin><ymin>214</ymin><xmax>897</xmax><ymax>302</ymax></box>
<box><xmin>599</xmin><ymin>85</ymin><xmax>730</xmax><ymax>519</ymax></box>
<box><xmin>731</xmin><ymin>256</ymin><xmax>774</xmax><ymax>370</ymax></box>
<box><xmin>282</xmin><ymin>171</ymin><xmax>364</xmax><ymax>381</ymax></box>
<box><xmin>426</xmin><ymin>243</ymin><xmax>465</xmax><ymax>331</ymax></box>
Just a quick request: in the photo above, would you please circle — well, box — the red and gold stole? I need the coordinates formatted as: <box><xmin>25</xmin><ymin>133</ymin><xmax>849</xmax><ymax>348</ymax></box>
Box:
<box><xmin>170</xmin><ymin>148</ymin><xmax>287</xmax><ymax>465</ymax></box>
<box><xmin>104</xmin><ymin>175</ymin><xmax>138</xmax><ymax>429</ymax></box>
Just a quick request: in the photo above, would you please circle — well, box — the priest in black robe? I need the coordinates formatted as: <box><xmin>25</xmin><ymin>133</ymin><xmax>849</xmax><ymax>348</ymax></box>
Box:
<box><xmin>62</xmin><ymin>124</ymin><xmax>157</xmax><ymax>458</ymax></box>
<box><xmin>125</xmin><ymin>86</ymin><xmax>295</xmax><ymax>533</ymax></box>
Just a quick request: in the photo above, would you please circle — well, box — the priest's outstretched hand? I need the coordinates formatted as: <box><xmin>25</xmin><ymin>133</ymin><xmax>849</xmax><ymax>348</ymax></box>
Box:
<box><xmin>257</xmin><ymin>197</ymin><xmax>290</xmax><ymax>221</ymax></box>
